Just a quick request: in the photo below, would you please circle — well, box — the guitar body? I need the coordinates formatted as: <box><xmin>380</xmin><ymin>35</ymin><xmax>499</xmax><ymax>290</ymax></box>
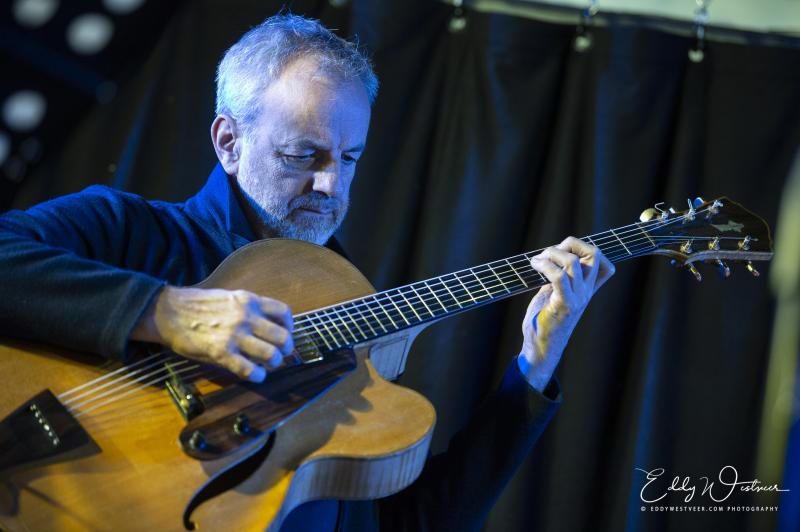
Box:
<box><xmin>0</xmin><ymin>239</ymin><xmax>437</xmax><ymax>531</ymax></box>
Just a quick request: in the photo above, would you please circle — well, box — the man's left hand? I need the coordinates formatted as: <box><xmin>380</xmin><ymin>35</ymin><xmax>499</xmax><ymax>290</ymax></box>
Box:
<box><xmin>519</xmin><ymin>236</ymin><xmax>615</xmax><ymax>392</ymax></box>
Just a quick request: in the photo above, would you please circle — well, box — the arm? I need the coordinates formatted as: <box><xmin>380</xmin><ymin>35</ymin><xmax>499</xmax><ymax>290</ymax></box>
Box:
<box><xmin>373</xmin><ymin>237</ymin><xmax>614</xmax><ymax>531</ymax></box>
<box><xmin>0</xmin><ymin>187</ymin><xmax>290</xmax><ymax>379</ymax></box>
<box><xmin>0</xmin><ymin>187</ymin><xmax>166</xmax><ymax>359</ymax></box>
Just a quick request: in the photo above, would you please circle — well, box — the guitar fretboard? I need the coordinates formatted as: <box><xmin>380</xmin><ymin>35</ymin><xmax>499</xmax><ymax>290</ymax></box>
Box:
<box><xmin>293</xmin><ymin>223</ymin><xmax>657</xmax><ymax>358</ymax></box>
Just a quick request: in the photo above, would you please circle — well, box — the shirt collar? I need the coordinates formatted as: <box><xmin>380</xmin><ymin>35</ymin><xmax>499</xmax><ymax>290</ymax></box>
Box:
<box><xmin>184</xmin><ymin>162</ymin><xmax>258</xmax><ymax>244</ymax></box>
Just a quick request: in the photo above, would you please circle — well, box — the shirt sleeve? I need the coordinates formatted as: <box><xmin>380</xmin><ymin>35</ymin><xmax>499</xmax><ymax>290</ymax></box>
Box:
<box><xmin>372</xmin><ymin>358</ymin><xmax>561</xmax><ymax>531</ymax></box>
<box><xmin>0</xmin><ymin>186</ymin><xmax>167</xmax><ymax>360</ymax></box>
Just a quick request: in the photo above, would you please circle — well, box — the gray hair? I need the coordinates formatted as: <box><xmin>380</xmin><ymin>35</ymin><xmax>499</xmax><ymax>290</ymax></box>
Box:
<box><xmin>215</xmin><ymin>14</ymin><xmax>378</xmax><ymax>133</ymax></box>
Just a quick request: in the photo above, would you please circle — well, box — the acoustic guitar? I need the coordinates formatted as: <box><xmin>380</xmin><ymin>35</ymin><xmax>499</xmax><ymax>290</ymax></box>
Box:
<box><xmin>0</xmin><ymin>197</ymin><xmax>773</xmax><ymax>531</ymax></box>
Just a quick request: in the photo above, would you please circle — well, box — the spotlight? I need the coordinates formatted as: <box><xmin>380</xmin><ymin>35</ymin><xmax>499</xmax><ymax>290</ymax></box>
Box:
<box><xmin>66</xmin><ymin>13</ymin><xmax>114</xmax><ymax>55</ymax></box>
<box><xmin>103</xmin><ymin>0</ymin><xmax>146</xmax><ymax>16</ymax></box>
<box><xmin>2</xmin><ymin>90</ymin><xmax>47</xmax><ymax>132</ymax></box>
<box><xmin>12</xmin><ymin>0</ymin><xmax>60</xmax><ymax>29</ymax></box>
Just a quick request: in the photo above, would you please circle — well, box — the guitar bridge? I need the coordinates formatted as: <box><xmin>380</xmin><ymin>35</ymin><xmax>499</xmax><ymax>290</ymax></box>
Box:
<box><xmin>165</xmin><ymin>364</ymin><xmax>205</xmax><ymax>421</ymax></box>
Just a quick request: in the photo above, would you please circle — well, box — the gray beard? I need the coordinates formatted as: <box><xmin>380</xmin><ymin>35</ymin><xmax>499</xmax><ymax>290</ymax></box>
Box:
<box><xmin>241</xmin><ymin>189</ymin><xmax>348</xmax><ymax>245</ymax></box>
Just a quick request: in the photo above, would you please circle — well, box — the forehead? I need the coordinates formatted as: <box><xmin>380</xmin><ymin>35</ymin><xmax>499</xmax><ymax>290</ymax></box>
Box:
<box><xmin>257</xmin><ymin>55</ymin><xmax>370</xmax><ymax>146</ymax></box>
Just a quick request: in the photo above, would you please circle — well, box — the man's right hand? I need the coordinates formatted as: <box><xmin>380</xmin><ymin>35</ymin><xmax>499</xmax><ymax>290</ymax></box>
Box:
<box><xmin>131</xmin><ymin>286</ymin><xmax>294</xmax><ymax>382</ymax></box>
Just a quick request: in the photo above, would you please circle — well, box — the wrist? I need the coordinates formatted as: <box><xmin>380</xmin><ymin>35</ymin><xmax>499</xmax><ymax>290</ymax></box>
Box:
<box><xmin>517</xmin><ymin>351</ymin><xmax>554</xmax><ymax>393</ymax></box>
<box><xmin>130</xmin><ymin>285</ymin><xmax>173</xmax><ymax>344</ymax></box>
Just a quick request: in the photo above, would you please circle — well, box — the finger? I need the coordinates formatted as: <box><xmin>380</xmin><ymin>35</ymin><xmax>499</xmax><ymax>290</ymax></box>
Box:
<box><xmin>555</xmin><ymin>236</ymin><xmax>599</xmax><ymax>285</ymax></box>
<box><xmin>594</xmin><ymin>248</ymin><xmax>616</xmax><ymax>291</ymax></box>
<box><xmin>215</xmin><ymin>347</ymin><xmax>267</xmax><ymax>383</ymax></box>
<box><xmin>538</xmin><ymin>248</ymin><xmax>582</xmax><ymax>292</ymax></box>
<box><xmin>530</xmin><ymin>256</ymin><xmax>571</xmax><ymax>303</ymax></box>
<box><xmin>257</xmin><ymin>297</ymin><xmax>294</xmax><ymax>330</ymax></box>
<box><xmin>251</xmin><ymin>316</ymin><xmax>294</xmax><ymax>355</ymax></box>
<box><xmin>237</xmin><ymin>335</ymin><xmax>284</xmax><ymax>368</ymax></box>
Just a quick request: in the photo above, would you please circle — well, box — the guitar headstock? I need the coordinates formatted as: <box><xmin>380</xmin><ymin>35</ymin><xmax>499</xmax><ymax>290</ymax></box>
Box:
<box><xmin>638</xmin><ymin>197</ymin><xmax>773</xmax><ymax>281</ymax></box>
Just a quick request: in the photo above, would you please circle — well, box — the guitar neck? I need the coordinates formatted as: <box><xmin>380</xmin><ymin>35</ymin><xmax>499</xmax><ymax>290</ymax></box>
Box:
<box><xmin>294</xmin><ymin>223</ymin><xmax>655</xmax><ymax>356</ymax></box>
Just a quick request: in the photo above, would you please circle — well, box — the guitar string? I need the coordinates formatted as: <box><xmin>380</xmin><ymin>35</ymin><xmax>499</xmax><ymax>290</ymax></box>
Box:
<box><xmin>288</xmin><ymin>232</ymin><xmax>739</xmax><ymax>340</ymax></box>
<box><xmin>65</xmin><ymin>240</ymin><xmax>668</xmax><ymax>417</ymax></box>
<box><xmin>72</xmin><ymin>366</ymin><xmax>213</xmax><ymax>418</ymax></box>
<box><xmin>62</xmin><ymin>206</ymin><xmax>732</xmax><ymax>412</ymax></box>
<box><xmin>65</xmin><ymin>358</ymin><xmax>195</xmax><ymax>409</ymax></box>
<box><xmin>59</xmin><ymin>210</ymin><xmax>719</xmax><ymax>411</ymax></box>
<box><xmin>286</xmin><ymin>208</ymin><xmax>719</xmax><ymax>334</ymax></box>
<box><xmin>60</xmin><ymin>228</ymin><xmax>719</xmax><ymax>414</ymax></box>
<box><xmin>61</xmin><ymin>234</ymin><xmax>680</xmax><ymax>416</ymax></box>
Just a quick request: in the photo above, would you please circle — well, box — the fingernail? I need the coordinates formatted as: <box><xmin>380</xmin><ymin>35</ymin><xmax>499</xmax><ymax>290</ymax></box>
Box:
<box><xmin>249</xmin><ymin>365</ymin><xmax>266</xmax><ymax>383</ymax></box>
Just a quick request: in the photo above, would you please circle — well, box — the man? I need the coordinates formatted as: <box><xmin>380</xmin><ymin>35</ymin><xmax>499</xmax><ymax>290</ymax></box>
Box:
<box><xmin>0</xmin><ymin>14</ymin><xmax>613</xmax><ymax>531</ymax></box>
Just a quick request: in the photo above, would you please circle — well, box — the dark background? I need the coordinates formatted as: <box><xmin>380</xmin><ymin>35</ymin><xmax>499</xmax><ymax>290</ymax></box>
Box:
<box><xmin>3</xmin><ymin>1</ymin><xmax>799</xmax><ymax>531</ymax></box>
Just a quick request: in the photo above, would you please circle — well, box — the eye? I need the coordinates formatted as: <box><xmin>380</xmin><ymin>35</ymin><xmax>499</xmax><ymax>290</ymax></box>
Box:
<box><xmin>342</xmin><ymin>153</ymin><xmax>360</xmax><ymax>165</ymax></box>
<box><xmin>285</xmin><ymin>153</ymin><xmax>314</xmax><ymax>162</ymax></box>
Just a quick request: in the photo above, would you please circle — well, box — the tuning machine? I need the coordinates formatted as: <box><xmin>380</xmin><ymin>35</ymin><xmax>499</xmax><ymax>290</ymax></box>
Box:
<box><xmin>746</xmin><ymin>261</ymin><xmax>760</xmax><ymax>277</ymax></box>
<box><xmin>686</xmin><ymin>263</ymin><xmax>702</xmax><ymax>282</ymax></box>
<box><xmin>715</xmin><ymin>259</ymin><xmax>731</xmax><ymax>279</ymax></box>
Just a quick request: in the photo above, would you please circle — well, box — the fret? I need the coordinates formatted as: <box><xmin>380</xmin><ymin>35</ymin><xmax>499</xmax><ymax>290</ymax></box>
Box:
<box><xmin>365</xmin><ymin>298</ymin><xmax>389</xmax><ymax>333</ymax></box>
<box><xmin>468</xmin><ymin>268</ymin><xmax>494</xmax><ymax>300</ymax></box>
<box><xmin>479</xmin><ymin>263</ymin><xmax>509</xmax><ymax>293</ymax></box>
<box><xmin>316</xmin><ymin>309</ymin><xmax>350</xmax><ymax>346</ymax></box>
<box><xmin>380</xmin><ymin>292</ymin><xmax>409</xmax><ymax>326</ymax></box>
<box><xmin>326</xmin><ymin>306</ymin><xmax>359</xmax><ymax>344</ymax></box>
<box><xmin>609</xmin><ymin>228</ymin><xmax>632</xmax><ymax>255</ymax></box>
<box><xmin>396</xmin><ymin>288</ymin><xmax>423</xmax><ymax>322</ymax></box>
<box><xmin>306</xmin><ymin>315</ymin><xmax>334</xmax><ymax>350</ymax></box>
<box><xmin>423</xmin><ymin>279</ymin><xmax>449</xmax><ymax>313</ymax></box>
<box><xmin>500</xmin><ymin>260</ymin><xmax>523</xmax><ymax>290</ymax></box>
<box><xmin>408</xmin><ymin>283</ymin><xmax>436</xmax><ymax>318</ymax></box>
<box><xmin>635</xmin><ymin>222</ymin><xmax>657</xmax><ymax>248</ymax></box>
<box><xmin>348</xmin><ymin>300</ymin><xmax>378</xmax><ymax>337</ymax></box>
<box><xmin>451</xmin><ymin>273</ymin><xmax>478</xmax><ymax>305</ymax></box>
<box><xmin>436</xmin><ymin>276</ymin><xmax>463</xmax><ymax>309</ymax></box>
<box><xmin>336</xmin><ymin>303</ymin><xmax>367</xmax><ymax>341</ymax></box>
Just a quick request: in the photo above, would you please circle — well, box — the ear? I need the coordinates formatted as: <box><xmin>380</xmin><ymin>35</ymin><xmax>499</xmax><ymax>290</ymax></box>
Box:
<box><xmin>210</xmin><ymin>114</ymin><xmax>242</xmax><ymax>175</ymax></box>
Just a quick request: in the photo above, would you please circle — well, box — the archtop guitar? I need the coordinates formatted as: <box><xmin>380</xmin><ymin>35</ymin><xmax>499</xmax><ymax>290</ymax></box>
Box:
<box><xmin>0</xmin><ymin>197</ymin><xmax>773</xmax><ymax>531</ymax></box>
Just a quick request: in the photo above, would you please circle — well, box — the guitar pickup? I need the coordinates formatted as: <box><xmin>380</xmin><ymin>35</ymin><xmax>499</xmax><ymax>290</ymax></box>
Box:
<box><xmin>165</xmin><ymin>364</ymin><xmax>205</xmax><ymax>421</ymax></box>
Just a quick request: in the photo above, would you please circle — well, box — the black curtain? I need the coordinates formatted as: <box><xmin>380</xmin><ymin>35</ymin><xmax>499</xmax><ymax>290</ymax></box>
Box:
<box><xmin>8</xmin><ymin>1</ymin><xmax>800</xmax><ymax>531</ymax></box>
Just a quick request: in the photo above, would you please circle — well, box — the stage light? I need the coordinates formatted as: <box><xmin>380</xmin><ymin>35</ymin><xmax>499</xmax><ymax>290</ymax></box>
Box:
<box><xmin>12</xmin><ymin>0</ymin><xmax>59</xmax><ymax>29</ymax></box>
<box><xmin>2</xmin><ymin>91</ymin><xmax>47</xmax><ymax>132</ymax></box>
<box><xmin>66</xmin><ymin>13</ymin><xmax>114</xmax><ymax>55</ymax></box>
<box><xmin>0</xmin><ymin>132</ymin><xmax>9</xmax><ymax>166</ymax></box>
<box><xmin>103</xmin><ymin>0</ymin><xmax>146</xmax><ymax>16</ymax></box>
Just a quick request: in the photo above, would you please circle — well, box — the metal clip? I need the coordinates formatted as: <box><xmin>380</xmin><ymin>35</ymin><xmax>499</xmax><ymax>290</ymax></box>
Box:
<box><xmin>574</xmin><ymin>0</ymin><xmax>598</xmax><ymax>52</ymax></box>
<box><xmin>689</xmin><ymin>0</ymin><xmax>710</xmax><ymax>63</ymax></box>
<box><xmin>448</xmin><ymin>0</ymin><xmax>467</xmax><ymax>32</ymax></box>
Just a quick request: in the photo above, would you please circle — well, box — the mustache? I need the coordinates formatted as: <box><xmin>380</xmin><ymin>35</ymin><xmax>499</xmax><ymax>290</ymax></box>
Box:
<box><xmin>289</xmin><ymin>192</ymin><xmax>342</xmax><ymax>213</ymax></box>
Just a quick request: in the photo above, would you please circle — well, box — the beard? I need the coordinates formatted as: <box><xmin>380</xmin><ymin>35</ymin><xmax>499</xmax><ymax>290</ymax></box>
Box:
<box><xmin>263</xmin><ymin>190</ymin><xmax>348</xmax><ymax>244</ymax></box>
<box><xmin>236</xmin><ymin>172</ymin><xmax>348</xmax><ymax>245</ymax></box>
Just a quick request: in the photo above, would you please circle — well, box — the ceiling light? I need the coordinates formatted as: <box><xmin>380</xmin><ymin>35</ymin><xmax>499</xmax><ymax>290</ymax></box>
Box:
<box><xmin>3</xmin><ymin>91</ymin><xmax>47</xmax><ymax>131</ymax></box>
<box><xmin>12</xmin><ymin>0</ymin><xmax>59</xmax><ymax>29</ymax></box>
<box><xmin>103</xmin><ymin>0</ymin><xmax>146</xmax><ymax>15</ymax></box>
<box><xmin>66</xmin><ymin>13</ymin><xmax>114</xmax><ymax>55</ymax></box>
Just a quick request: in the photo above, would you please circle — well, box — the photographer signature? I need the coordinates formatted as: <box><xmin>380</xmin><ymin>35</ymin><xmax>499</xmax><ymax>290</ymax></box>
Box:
<box><xmin>635</xmin><ymin>466</ymin><xmax>790</xmax><ymax>504</ymax></box>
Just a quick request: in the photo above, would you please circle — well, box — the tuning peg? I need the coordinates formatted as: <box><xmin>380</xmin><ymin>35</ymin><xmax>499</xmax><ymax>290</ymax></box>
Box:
<box><xmin>686</xmin><ymin>263</ymin><xmax>702</xmax><ymax>282</ymax></box>
<box><xmin>746</xmin><ymin>261</ymin><xmax>760</xmax><ymax>277</ymax></box>
<box><xmin>715</xmin><ymin>259</ymin><xmax>731</xmax><ymax>279</ymax></box>
<box><xmin>693</xmin><ymin>197</ymin><xmax>706</xmax><ymax>208</ymax></box>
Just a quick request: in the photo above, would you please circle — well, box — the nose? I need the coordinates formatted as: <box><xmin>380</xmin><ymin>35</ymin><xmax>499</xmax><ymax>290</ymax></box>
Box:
<box><xmin>311</xmin><ymin>159</ymin><xmax>342</xmax><ymax>198</ymax></box>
